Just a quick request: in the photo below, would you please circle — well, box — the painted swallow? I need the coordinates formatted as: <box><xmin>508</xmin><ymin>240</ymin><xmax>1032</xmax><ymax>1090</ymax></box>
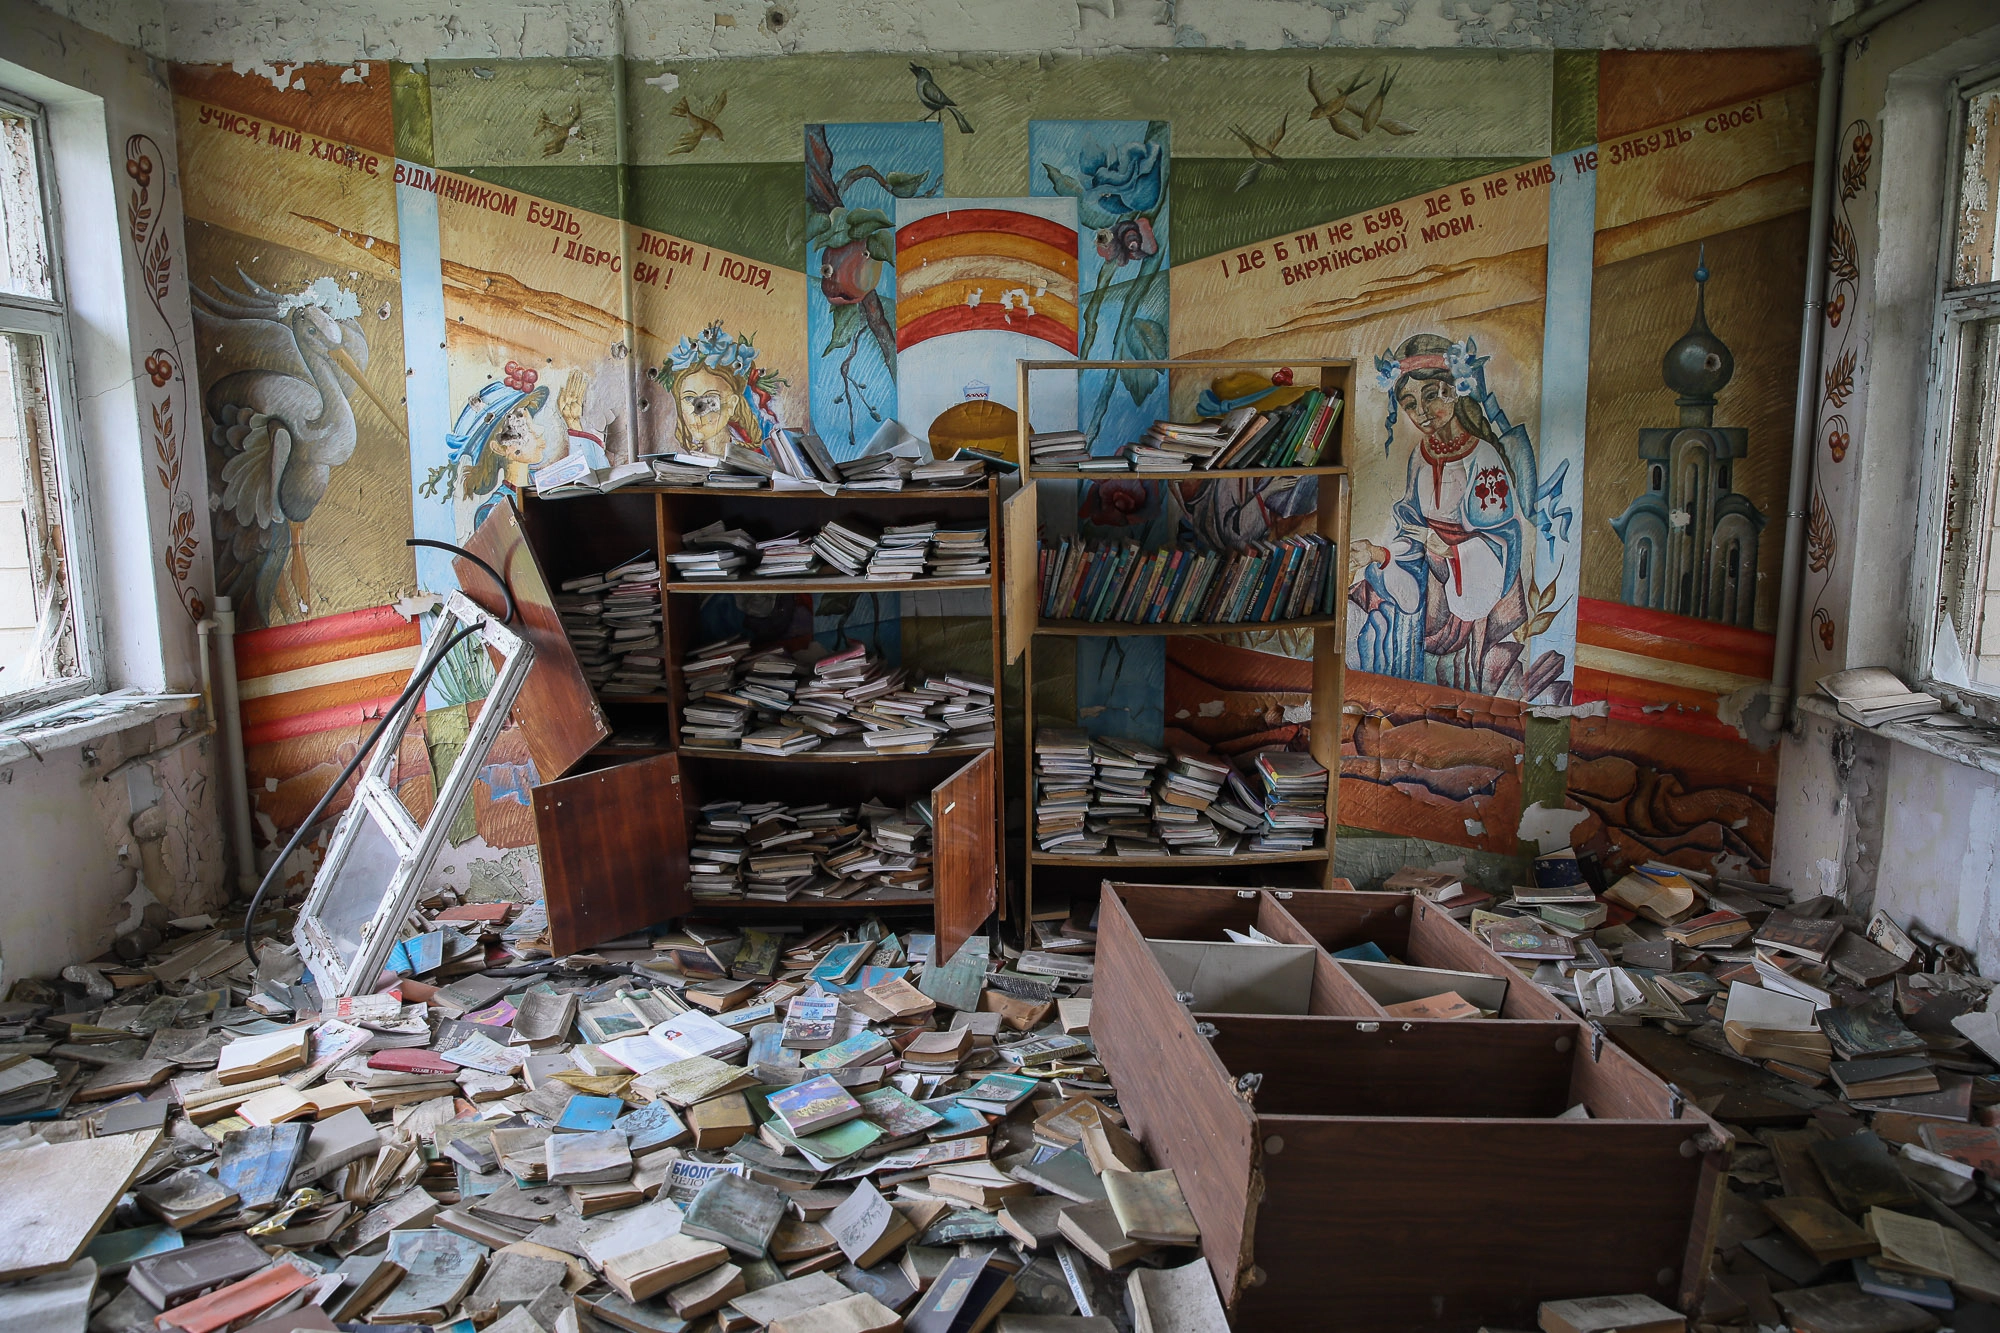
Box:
<box><xmin>1230</xmin><ymin>113</ymin><xmax>1289</xmax><ymax>191</ymax></box>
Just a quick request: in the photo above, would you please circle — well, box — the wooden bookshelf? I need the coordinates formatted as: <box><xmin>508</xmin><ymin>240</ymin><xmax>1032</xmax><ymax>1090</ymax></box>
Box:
<box><xmin>518</xmin><ymin>478</ymin><xmax>1004</xmax><ymax>965</ymax></box>
<box><xmin>1006</xmin><ymin>358</ymin><xmax>1352</xmax><ymax>926</ymax></box>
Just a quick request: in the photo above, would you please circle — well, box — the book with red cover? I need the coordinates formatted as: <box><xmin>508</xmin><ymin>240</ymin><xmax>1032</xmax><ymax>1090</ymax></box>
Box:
<box><xmin>367</xmin><ymin>1049</ymin><xmax>457</xmax><ymax>1075</ymax></box>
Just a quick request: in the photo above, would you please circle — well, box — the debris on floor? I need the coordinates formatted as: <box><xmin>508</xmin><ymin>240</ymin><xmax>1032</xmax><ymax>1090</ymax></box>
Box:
<box><xmin>1411</xmin><ymin>853</ymin><xmax>2000</xmax><ymax>1333</ymax></box>
<box><xmin>0</xmin><ymin>897</ymin><xmax>1226</xmax><ymax>1333</ymax></box>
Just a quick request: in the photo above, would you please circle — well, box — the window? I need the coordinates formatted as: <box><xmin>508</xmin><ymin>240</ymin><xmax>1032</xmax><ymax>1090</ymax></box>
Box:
<box><xmin>0</xmin><ymin>91</ymin><xmax>93</xmax><ymax>717</ymax></box>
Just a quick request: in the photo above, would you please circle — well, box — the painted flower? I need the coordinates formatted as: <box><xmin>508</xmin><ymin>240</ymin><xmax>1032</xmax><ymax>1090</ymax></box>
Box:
<box><xmin>1077</xmin><ymin>477</ymin><xmax>1157</xmax><ymax>529</ymax></box>
<box><xmin>1094</xmin><ymin>217</ymin><xmax>1158</xmax><ymax>267</ymax></box>
<box><xmin>1077</xmin><ymin>141</ymin><xmax>1163</xmax><ymax>226</ymax></box>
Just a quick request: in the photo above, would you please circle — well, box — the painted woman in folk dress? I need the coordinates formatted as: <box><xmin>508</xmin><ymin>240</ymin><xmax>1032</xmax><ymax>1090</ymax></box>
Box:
<box><xmin>1350</xmin><ymin>333</ymin><xmax>1549</xmax><ymax>698</ymax></box>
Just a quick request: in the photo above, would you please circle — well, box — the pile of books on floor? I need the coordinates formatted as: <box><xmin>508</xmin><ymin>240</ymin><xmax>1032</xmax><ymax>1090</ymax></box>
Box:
<box><xmin>1</xmin><ymin>888</ymin><xmax>1234</xmax><ymax>1333</ymax></box>
<box><xmin>555</xmin><ymin>553</ymin><xmax>665</xmax><ymax>696</ymax></box>
<box><xmin>1038</xmin><ymin>533</ymin><xmax>1337</xmax><ymax>625</ymax></box>
<box><xmin>688</xmin><ymin>797</ymin><xmax>935</xmax><ymax>901</ymax></box>
<box><xmin>1032</xmin><ymin>727</ymin><xmax>1326</xmax><ymax>857</ymax></box>
<box><xmin>679</xmin><ymin>636</ymin><xmax>996</xmax><ymax>757</ymax></box>
<box><xmin>1027</xmin><ymin>391</ymin><xmax>1343</xmax><ymax>474</ymax></box>
<box><xmin>663</xmin><ymin>518</ymin><xmax>990</xmax><ymax>585</ymax></box>
<box><xmin>642</xmin><ymin>428</ymin><xmax>989</xmax><ymax>493</ymax></box>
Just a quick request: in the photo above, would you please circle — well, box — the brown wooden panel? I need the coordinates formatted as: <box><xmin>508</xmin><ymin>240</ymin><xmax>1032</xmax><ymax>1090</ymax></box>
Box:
<box><xmin>1203</xmin><ymin>1014</ymin><xmax>1577</xmax><ymax>1119</ymax></box>
<box><xmin>1404</xmin><ymin>897</ymin><xmax>1572</xmax><ymax>1021</ymax></box>
<box><xmin>533</xmin><ymin>752</ymin><xmax>689</xmax><ymax>954</ymax></box>
<box><xmin>1106</xmin><ymin>882</ymin><xmax>1261</xmax><ymax>940</ymax></box>
<box><xmin>1250</xmin><ymin>894</ymin><xmax>1386</xmax><ymax>1016</ymax></box>
<box><xmin>1001</xmin><ymin>483</ymin><xmax>1036</xmax><ymax>666</ymax></box>
<box><xmin>1093</xmin><ymin>886</ymin><xmax>1260</xmax><ymax>1308</ymax></box>
<box><xmin>456</xmin><ymin>499</ymin><xmax>610</xmax><ymax>781</ymax></box>
<box><xmin>1262</xmin><ymin>888</ymin><xmax>1414</xmax><ymax>956</ymax></box>
<box><xmin>1242</xmin><ymin>1116</ymin><xmax>1706</xmax><ymax>1332</ymax></box>
<box><xmin>932</xmin><ymin>748</ymin><xmax>996</xmax><ymax>967</ymax></box>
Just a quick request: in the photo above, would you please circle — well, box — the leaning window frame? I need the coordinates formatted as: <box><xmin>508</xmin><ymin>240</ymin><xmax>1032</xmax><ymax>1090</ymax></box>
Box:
<box><xmin>1913</xmin><ymin>66</ymin><xmax>2000</xmax><ymax>721</ymax></box>
<box><xmin>0</xmin><ymin>88</ymin><xmax>100</xmax><ymax>719</ymax></box>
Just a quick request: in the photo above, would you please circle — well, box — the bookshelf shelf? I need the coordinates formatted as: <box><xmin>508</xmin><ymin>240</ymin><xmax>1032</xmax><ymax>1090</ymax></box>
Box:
<box><xmin>1030</xmin><ymin>849</ymin><xmax>1329</xmax><ymax>868</ymax></box>
<box><xmin>687</xmin><ymin>892</ymin><xmax>937</xmax><ymax>910</ymax></box>
<box><xmin>1007</xmin><ymin>357</ymin><xmax>1353</xmax><ymax>925</ymax></box>
<box><xmin>1022</xmin><ymin>465</ymin><xmax>1350</xmax><ymax>482</ymax></box>
<box><xmin>1034</xmin><ymin>614</ymin><xmax>1341</xmax><ymax>638</ymax></box>
<box><xmin>517</xmin><ymin>473</ymin><xmax>1005</xmax><ymax>965</ymax></box>
<box><xmin>664</xmin><ymin>576</ymin><xmax>991</xmax><ymax>595</ymax></box>
<box><xmin>645</xmin><ymin>484</ymin><xmax>995</xmax><ymax>501</ymax></box>
<box><xmin>678</xmin><ymin>741</ymin><xmax>994</xmax><ymax>765</ymax></box>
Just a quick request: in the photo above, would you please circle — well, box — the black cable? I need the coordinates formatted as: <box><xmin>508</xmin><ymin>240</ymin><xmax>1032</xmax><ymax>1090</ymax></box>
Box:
<box><xmin>238</xmin><ymin>538</ymin><xmax>516</xmax><ymax>968</ymax></box>
<box><xmin>406</xmin><ymin>538</ymin><xmax>517</xmax><ymax>627</ymax></box>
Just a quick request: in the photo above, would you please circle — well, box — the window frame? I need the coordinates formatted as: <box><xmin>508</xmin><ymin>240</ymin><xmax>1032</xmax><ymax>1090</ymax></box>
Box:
<box><xmin>0</xmin><ymin>86</ymin><xmax>101</xmax><ymax>719</ymax></box>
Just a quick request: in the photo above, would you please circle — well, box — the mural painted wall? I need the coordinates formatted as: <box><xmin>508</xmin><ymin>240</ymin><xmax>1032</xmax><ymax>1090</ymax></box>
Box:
<box><xmin>171</xmin><ymin>46</ymin><xmax>1812</xmax><ymax>890</ymax></box>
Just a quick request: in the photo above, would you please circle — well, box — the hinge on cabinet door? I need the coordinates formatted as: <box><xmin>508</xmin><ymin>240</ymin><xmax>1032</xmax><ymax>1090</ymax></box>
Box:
<box><xmin>1668</xmin><ymin>1083</ymin><xmax>1687</xmax><ymax>1120</ymax></box>
<box><xmin>1194</xmin><ymin>1022</ymin><xmax>1219</xmax><ymax>1040</ymax></box>
<box><xmin>1588</xmin><ymin>1020</ymin><xmax>1607</xmax><ymax>1061</ymax></box>
<box><xmin>1235</xmin><ymin>890</ymin><xmax>1257</xmax><ymax>899</ymax></box>
<box><xmin>1236</xmin><ymin>1071</ymin><xmax>1262</xmax><ymax>1102</ymax></box>
<box><xmin>1175</xmin><ymin>991</ymin><xmax>1196</xmax><ymax>1008</ymax></box>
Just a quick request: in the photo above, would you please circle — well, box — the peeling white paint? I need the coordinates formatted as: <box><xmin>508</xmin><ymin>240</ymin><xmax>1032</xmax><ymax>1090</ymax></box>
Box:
<box><xmin>44</xmin><ymin>0</ymin><xmax>1830</xmax><ymax>66</ymax></box>
<box><xmin>1463</xmin><ymin>819</ymin><xmax>1485</xmax><ymax>836</ymax></box>
<box><xmin>645</xmin><ymin>70</ymin><xmax>681</xmax><ymax>95</ymax></box>
<box><xmin>1281</xmin><ymin>702</ymin><xmax>1312</xmax><ymax>723</ymax></box>
<box><xmin>230</xmin><ymin>57</ymin><xmax>303</xmax><ymax>90</ymax></box>
<box><xmin>1527</xmin><ymin>701</ymin><xmax>1609</xmax><ymax>719</ymax></box>
<box><xmin>1517</xmin><ymin>801</ymin><xmax>1589</xmax><ymax>853</ymax></box>
<box><xmin>1197</xmin><ymin>700</ymin><xmax>1225</xmax><ymax>717</ymax></box>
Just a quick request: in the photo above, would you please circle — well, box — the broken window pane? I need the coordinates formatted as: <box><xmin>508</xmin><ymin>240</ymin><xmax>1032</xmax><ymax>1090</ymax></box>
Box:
<box><xmin>0</xmin><ymin>108</ymin><xmax>52</xmax><ymax>303</ymax></box>
<box><xmin>1935</xmin><ymin>317</ymin><xmax>2000</xmax><ymax>687</ymax></box>
<box><xmin>0</xmin><ymin>330</ymin><xmax>76</xmax><ymax>700</ymax></box>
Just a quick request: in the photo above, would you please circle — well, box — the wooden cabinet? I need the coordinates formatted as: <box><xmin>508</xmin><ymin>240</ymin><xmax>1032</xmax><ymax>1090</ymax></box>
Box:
<box><xmin>514</xmin><ymin>481</ymin><xmax>1004</xmax><ymax>962</ymax></box>
<box><xmin>1092</xmin><ymin>881</ymin><xmax>1731</xmax><ymax>1332</ymax></box>
<box><xmin>1005</xmin><ymin>359</ymin><xmax>1352</xmax><ymax>927</ymax></box>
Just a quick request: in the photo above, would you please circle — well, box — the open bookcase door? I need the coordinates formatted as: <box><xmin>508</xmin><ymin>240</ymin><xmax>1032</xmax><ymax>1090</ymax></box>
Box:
<box><xmin>931</xmin><ymin>748</ymin><xmax>997</xmax><ymax>967</ymax></box>
<box><xmin>534</xmin><ymin>751</ymin><xmax>690</xmax><ymax>955</ymax></box>
<box><xmin>1001</xmin><ymin>483</ymin><xmax>1036</xmax><ymax>666</ymax></box>
<box><xmin>455</xmin><ymin>499</ymin><xmax>609</xmax><ymax>781</ymax></box>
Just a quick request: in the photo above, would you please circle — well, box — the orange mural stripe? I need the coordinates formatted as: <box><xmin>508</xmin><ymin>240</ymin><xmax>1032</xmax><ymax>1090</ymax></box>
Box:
<box><xmin>235</xmin><ymin>605</ymin><xmax>422</xmax><ymax>678</ymax></box>
<box><xmin>898</xmin><ymin>231</ymin><xmax>1078</xmax><ymax>284</ymax></box>
<box><xmin>241</xmin><ymin>670</ymin><xmax>415</xmax><ymax>729</ymax></box>
<box><xmin>896</xmin><ymin>306</ymin><xmax>1080</xmax><ymax>354</ymax></box>
<box><xmin>1575</xmin><ymin>599</ymin><xmax>1774</xmax><ymax>676</ymax></box>
<box><xmin>896</xmin><ymin>280</ymin><xmax>1078</xmax><ymax>334</ymax></box>
<box><xmin>1572</xmin><ymin>667</ymin><xmax>1742</xmax><ymax>741</ymax></box>
<box><xmin>243</xmin><ymin>695</ymin><xmax>420</xmax><ymax>748</ymax></box>
<box><xmin>894</xmin><ymin>208</ymin><xmax>1079</xmax><ymax>253</ymax></box>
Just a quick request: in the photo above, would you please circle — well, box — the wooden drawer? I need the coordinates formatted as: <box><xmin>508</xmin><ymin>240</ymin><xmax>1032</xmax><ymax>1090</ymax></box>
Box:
<box><xmin>1093</xmin><ymin>881</ymin><xmax>1731</xmax><ymax>1331</ymax></box>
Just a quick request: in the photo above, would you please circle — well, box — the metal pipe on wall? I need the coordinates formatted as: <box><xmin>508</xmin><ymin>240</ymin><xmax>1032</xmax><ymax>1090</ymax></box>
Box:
<box><xmin>213</xmin><ymin>596</ymin><xmax>259</xmax><ymax>896</ymax></box>
<box><xmin>1765</xmin><ymin>0</ymin><xmax>1930</xmax><ymax>734</ymax></box>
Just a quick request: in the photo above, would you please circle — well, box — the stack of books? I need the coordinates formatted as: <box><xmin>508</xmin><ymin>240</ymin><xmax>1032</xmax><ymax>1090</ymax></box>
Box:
<box><xmin>649</xmin><ymin>451</ymin><xmax>724</xmax><ymax>486</ymax></box>
<box><xmin>1032</xmin><ymin>729</ymin><xmax>1302</xmax><ymax>858</ymax></box>
<box><xmin>659</xmin><ymin>518</ymin><xmax>990</xmax><ymax>585</ymax></box>
<box><xmin>1028</xmin><ymin>430</ymin><xmax>1090</xmax><ymax>469</ymax></box>
<box><xmin>1250</xmin><ymin>751</ymin><xmax>1330</xmax><ymax>851</ymax></box>
<box><xmin>1209</xmin><ymin>388</ymin><xmax>1342</xmax><ymax>468</ymax></box>
<box><xmin>555</xmin><ymin>554</ymin><xmax>664</xmax><ymax>697</ymax></box>
<box><xmin>1037</xmin><ymin>534</ymin><xmax>1336</xmax><ymax>625</ymax></box>
<box><xmin>663</xmin><ymin>522</ymin><xmax>755</xmax><ymax>580</ymax></box>
<box><xmin>688</xmin><ymin>797</ymin><xmax>934</xmax><ymax>902</ymax></box>
<box><xmin>1128</xmin><ymin>407</ymin><xmax>1260</xmax><ymax>472</ymax></box>
<box><xmin>928</xmin><ymin>528</ymin><xmax>990</xmax><ymax>578</ymax></box>
<box><xmin>676</xmin><ymin>637</ymin><xmax>995</xmax><ymax>757</ymax></box>
<box><xmin>811</xmin><ymin>520</ymin><xmax>880</xmax><ymax>577</ymax></box>
<box><xmin>867</xmin><ymin>524</ymin><xmax>933</xmax><ymax>581</ymax></box>
<box><xmin>1026</xmin><ymin>393</ymin><xmax>1343</xmax><ymax>474</ymax></box>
